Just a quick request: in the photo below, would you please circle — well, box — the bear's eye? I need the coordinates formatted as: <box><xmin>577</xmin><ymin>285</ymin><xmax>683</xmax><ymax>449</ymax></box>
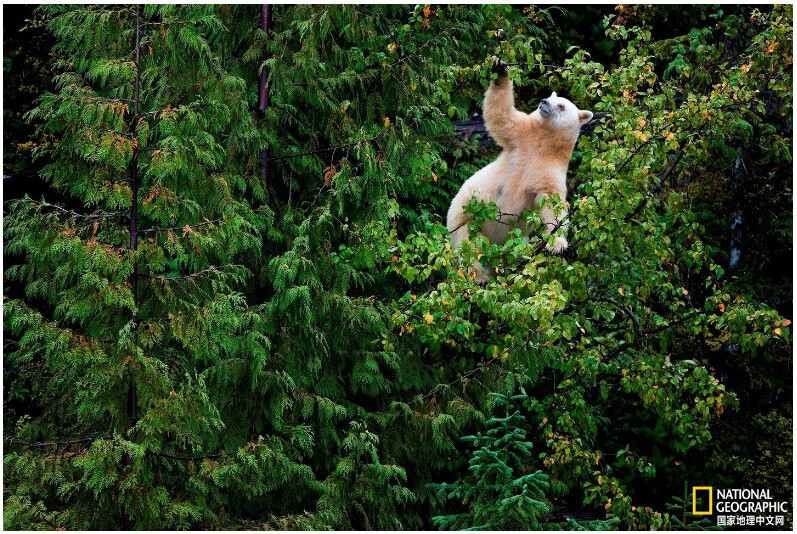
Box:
<box><xmin>557</xmin><ymin>104</ymin><xmax>565</xmax><ymax>111</ymax></box>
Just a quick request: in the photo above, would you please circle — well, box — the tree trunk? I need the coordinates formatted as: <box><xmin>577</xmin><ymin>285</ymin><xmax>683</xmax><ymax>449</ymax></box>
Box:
<box><xmin>259</xmin><ymin>4</ymin><xmax>273</xmax><ymax>183</ymax></box>
<box><xmin>123</xmin><ymin>4</ymin><xmax>142</xmax><ymax>530</ymax></box>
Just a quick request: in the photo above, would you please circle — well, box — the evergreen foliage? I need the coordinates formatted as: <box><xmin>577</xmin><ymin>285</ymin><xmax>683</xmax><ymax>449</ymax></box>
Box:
<box><xmin>4</xmin><ymin>4</ymin><xmax>792</xmax><ymax>530</ymax></box>
<box><xmin>5</xmin><ymin>5</ymin><xmax>299</xmax><ymax>529</ymax></box>
<box><xmin>432</xmin><ymin>391</ymin><xmax>619</xmax><ymax>531</ymax></box>
<box><xmin>432</xmin><ymin>391</ymin><xmax>552</xmax><ymax>530</ymax></box>
<box><xmin>664</xmin><ymin>483</ymin><xmax>722</xmax><ymax>531</ymax></box>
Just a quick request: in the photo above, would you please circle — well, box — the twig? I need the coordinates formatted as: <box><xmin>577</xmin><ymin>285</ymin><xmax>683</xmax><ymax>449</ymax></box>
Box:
<box><xmin>592</xmin><ymin>297</ymin><xmax>641</xmax><ymax>338</ymax></box>
<box><xmin>419</xmin><ymin>356</ymin><xmax>499</xmax><ymax>401</ymax></box>
<box><xmin>151</xmin><ymin>451</ymin><xmax>222</xmax><ymax>461</ymax></box>
<box><xmin>138</xmin><ymin>218</ymin><xmax>223</xmax><ymax>234</ymax></box>
<box><xmin>140</xmin><ymin>264</ymin><xmax>242</xmax><ymax>281</ymax></box>
<box><xmin>10</xmin><ymin>435</ymin><xmax>113</xmax><ymax>448</ymax></box>
<box><xmin>18</xmin><ymin>199</ymin><xmax>129</xmax><ymax>221</ymax></box>
<box><xmin>447</xmin><ymin>208</ymin><xmax>525</xmax><ymax>235</ymax></box>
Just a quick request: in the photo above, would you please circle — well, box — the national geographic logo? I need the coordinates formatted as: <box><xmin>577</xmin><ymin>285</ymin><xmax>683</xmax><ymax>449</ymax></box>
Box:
<box><xmin>692</xmin><ymin>486</ymin><xmax>789</xmax><ymax>527</ymax></box>
<box><xmin>692</xmin><ymin>486</ymin><xmax>713</xmax><ymax>515</ymax></box>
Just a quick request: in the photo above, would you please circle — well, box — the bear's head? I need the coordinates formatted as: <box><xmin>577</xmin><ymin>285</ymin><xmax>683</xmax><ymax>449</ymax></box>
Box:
<box><xmin>536</xmin><ymin>92</ymin><xmax>592</xmax><ymax>132</ymax></box>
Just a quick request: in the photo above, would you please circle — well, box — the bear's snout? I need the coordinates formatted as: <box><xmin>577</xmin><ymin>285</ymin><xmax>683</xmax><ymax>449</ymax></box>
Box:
<box><xmin>539</xmin><ymin>99</ymin><xmax>553</xmax><ymax>116</ymax></box>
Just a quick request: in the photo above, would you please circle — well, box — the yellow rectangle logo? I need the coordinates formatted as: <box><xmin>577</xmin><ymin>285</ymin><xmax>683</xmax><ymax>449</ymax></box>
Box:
<box><xmin>693</xmin><ymin>486</ymin><xmax>713</xmax><ymax>515</ymax></box>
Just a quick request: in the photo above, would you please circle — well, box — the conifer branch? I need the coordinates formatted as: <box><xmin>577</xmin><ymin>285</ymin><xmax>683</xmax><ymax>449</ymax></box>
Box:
<box><xmin>140</xmin><ymin>264</ymin><xmax>243</xmax><ymax>281</ymax></box>
<box><xmin>151</xmin><ymin>451</ymin><xmax>222</xmax><ymax>461</ymax></box>
<box><xmin>138</xmin><ymin>106</ymin><xmax>182</xmax><ymax>117</ymax></box>
<box><xmin>137</xmin><ymin>218</ymin><xmax>223</xmax><ymax>234</ymax></box>
<box><xmin>133</xmin><ymin>20</ymin><xmax>192</xmax><ymax>29</ymax></box>
<box><xmin>18</xmin><ymin>199</ymin><xmax>130</xmax><ymax>221</ymax></box>
<box><xmin>11</xmin><ymin>436</ymin><xmax>113</xmax><ymax>449</ymax></box>
<box><xmin>59</xmin><ymin>95</ymin><xmax>134</xmax><ymax>105</ymax></box>
<box><xmin>79</xmin><ymin>124</ymin><xmax>134</xmax><ymax>138</ymax></box>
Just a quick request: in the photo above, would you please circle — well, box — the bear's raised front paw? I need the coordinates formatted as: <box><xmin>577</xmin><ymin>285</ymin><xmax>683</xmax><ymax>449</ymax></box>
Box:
<box><xmin>491</xmin><ymin>58</ymin><xmax>509</xmax><ymax>78</ymax></box>
<box><xmin>545</xmin><ymin>236</ymin><xmax>569</xmax><ymax>254</ymax></box>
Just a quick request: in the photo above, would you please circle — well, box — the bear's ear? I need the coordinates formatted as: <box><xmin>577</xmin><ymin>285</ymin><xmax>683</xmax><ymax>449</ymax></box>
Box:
<box><xmin>550</xmin><ymin>91</ymin><xmax>557</xmax><ymax>98</ymax></box>
<box><xmin>578</xmin><ymin>110</ymin><xmax>593</xmax><ymax>124</ymax></box>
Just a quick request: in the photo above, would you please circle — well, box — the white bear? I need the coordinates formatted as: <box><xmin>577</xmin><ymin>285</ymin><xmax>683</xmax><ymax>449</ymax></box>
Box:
<box><xmin>447</xmin><ymin>66</ymin><xmax>592</xmax><ymax>282</ymax></box>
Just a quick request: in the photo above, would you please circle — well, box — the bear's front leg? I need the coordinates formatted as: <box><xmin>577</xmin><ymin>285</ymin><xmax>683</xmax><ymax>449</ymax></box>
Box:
<box><xmin>537</xmin><ymin>192</ymin><xmax>569</xmax><ymax>254</ymax></box>
<box><xmin>482</xmin><ymin>62</ymin><xmax>527</xmax><ymax>150</ymax></box>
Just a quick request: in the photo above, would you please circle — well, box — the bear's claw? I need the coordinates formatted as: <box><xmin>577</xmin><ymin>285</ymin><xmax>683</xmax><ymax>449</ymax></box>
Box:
<box><xmin>545</xmin><ymin>236</ymin><xmax>569</xmax><ymax>254</ymax></box>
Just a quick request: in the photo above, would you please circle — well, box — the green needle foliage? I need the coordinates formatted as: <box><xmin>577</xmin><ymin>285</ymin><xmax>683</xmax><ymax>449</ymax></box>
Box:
<box><xmin>664</xmin><ymin>483</ymin><xmax>721</xmax><ymax>531</ymax></box>
<box><xmin>4</xmin><ymin>5</ymin><xmax>301</xmax><ymax>529</ymax></box>
<box><xmin>4</xmin><ymin>4</ymin><xmax>792</xmax><ymax>530</ymax></box>
<box><xmin>431</xmin><ymin>391</ymin><xmax>618</xmax><ymax>530</ymax></box>
<box><xmin>432</xmin><ymin>391</ymin><xmax>556</xmax><ymax>531</ymax></box>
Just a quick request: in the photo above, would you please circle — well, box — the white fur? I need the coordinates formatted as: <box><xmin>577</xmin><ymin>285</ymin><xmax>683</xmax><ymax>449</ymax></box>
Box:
<box><xmin>447</xmin><ymin>79</ymin><xmax>592</xmax><ymax>282</ymax></box>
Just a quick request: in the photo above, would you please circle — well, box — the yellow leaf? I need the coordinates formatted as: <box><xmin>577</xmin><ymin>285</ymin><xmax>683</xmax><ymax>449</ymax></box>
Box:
<box><xmin>774</xmin><ymin>327</ymin><xmax>782</xmax><ymax>336</ymax></box>
<box><xmin>598</xmin><ymin>475</ymin><xmax>603</xmax><ymax>485</ymax></box>
<box><xmin>618</xmin><ymin>287</ymin><xmax>625</xmax><ymax>296</ymax></box>
<box><xmin>383</xmin><ymin>117</ymin><xmax>391</xmax><ymax>127</ymax></box>
<box><xmin>424</xmin><ymin>313</ymin><xmax>434</xmax><ymax>324</ymax></box>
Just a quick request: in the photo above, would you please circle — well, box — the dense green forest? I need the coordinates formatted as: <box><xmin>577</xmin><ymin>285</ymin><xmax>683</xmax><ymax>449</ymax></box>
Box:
<box><xmin>3</xmin><ymin>4</ymin><xmax>792</xmax><ymax>530</ymax></box>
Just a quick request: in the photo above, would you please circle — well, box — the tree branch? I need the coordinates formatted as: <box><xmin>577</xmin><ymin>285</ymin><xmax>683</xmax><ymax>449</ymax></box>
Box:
<box><xmin>419</xmin><ymin>356</ymin><xmax>499</xmax><ymax>401</ymax></box>
<box><xmin>140</xmin><ymin>264</ymin><xmax>242</xmax><ymax>281</ymax></box>
<box><xmin>138</xmin><ymin>218</ymin><xmax>223</xmax><ymax>235</ymax></box>
<box><xmin>592</xmin><ymin>297</ymin><xmax>641</xmax><ymax>338</ymax></box>
<box><xmin>10</xmin><ymin>435</ymin><xmax>113</xmax><ymax>448</ymax></box>
<box><xmin>19</xmin><ymin>199</ymin><xmax>129</xmax><ymax>221</ymax></box>
<box><xmin>151</xmin><ymin>451</ymin><xmax>222</xmax><ymax>461</ymax></box>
